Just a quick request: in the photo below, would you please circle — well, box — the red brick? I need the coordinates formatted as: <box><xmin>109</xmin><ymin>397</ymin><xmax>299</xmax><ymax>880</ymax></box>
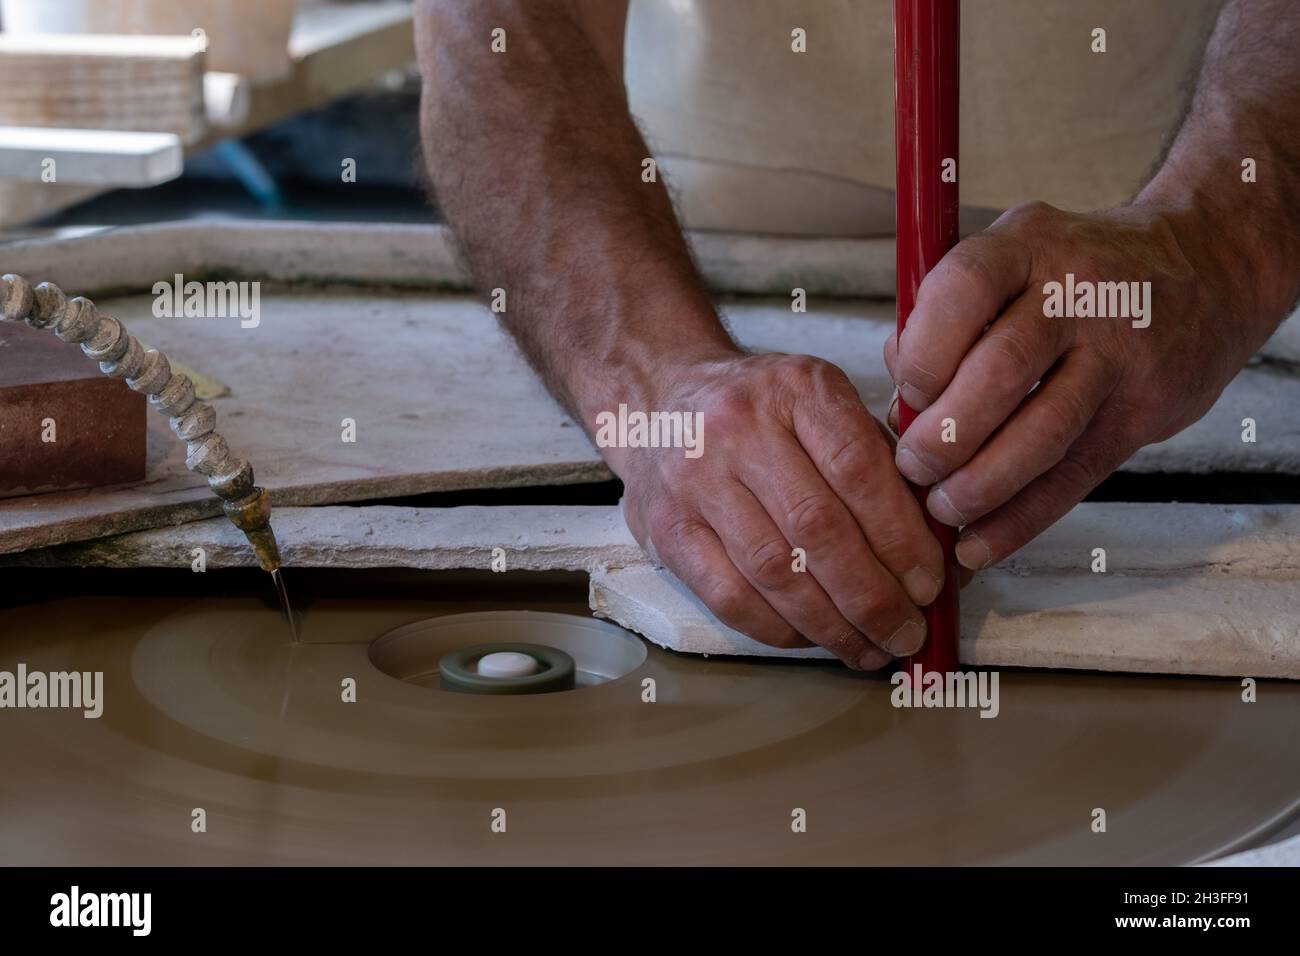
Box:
<box><xmin>0</xmin><ymin>321</ymin><xmax>146</xmax><ymax>497</ymax></box>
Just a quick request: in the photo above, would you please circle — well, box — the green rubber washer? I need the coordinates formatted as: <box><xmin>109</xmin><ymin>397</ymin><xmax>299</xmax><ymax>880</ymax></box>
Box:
<box><xmin>438</xmin><ymin>642</ymin><xmax>576</xmax><ymax>695</ymax></box>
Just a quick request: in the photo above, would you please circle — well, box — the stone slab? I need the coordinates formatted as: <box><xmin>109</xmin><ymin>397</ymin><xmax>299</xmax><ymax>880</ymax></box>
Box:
<box><xmin>2</xmin><ymin>504</ymin><xmax>644</xmax><ymax>573</ymax></box>
<box><xmin>8</xmin><ymin>500</ymin><xmax>1299</xmax><ymax>680</ymax></box>
<box><xmin>589</xmin><ymin>567</ymin><xmax>1300</xmax><ymax>678</ymax></box>
<box><xmin>0</xmin><ymin>290</ymin><xmax>610</xmax><ymax>555</ymax></box>
<box><xmin>589</xmin><ymin>502</ymin><xmax>1300</xmax><ymax>679</ymax></box>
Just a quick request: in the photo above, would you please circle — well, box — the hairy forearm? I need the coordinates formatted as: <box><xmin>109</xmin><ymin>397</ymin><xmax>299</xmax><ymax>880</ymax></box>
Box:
<box><xmin>1139</xmin><ymin>0</ymin><xmax>1300</xmax><ymax>327</ymax></box>
<box><xmin>415</xmin><ymin>0</ymin><xmax>735</xmax><ymax>425</ymax></box>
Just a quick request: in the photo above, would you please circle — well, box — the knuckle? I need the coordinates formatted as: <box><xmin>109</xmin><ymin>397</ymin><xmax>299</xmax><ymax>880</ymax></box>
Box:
<box><xmin>781</xmin><ymin>353</ymin><xmax>830</xmax><ymax>377</ymax></box>
<box><xmin>702</xmin><ymin>577</ymin><xmax>750</xmax><ymax>625</ymax></box>
<box><xmin>1036</xmin><ymin>388</ymin><xmax>1090</xmax><ymax>450</ymax></box>
<box><xmin>940</xmin><ymin>248</ymin><xmax>999</xmax><ymax>298</ymax></box>
<box><xmin>981</xmin><ymin>327</ymin><xmax>1039</xmax><ymax>377</ymax></box>
<box><xmin>779</xmin><ymin>354</ymin><xmax>846</xmax><ymax>396</ymax></box>
<box><xmin>745</xmin><ymin>537</ymin><xmax>795</xmax><ymax>591</ymax></box>
<box><xmin>1052</xmin><ymin>452</ymin><xmax>1102</xmax><ymax>500</ymax></box>
<box><xmin>822</xmin><ymin>433</ymin><xmax>876</xmax><ymax>484</ymax></box>
<box><xmin>648</xmin><ymin>506</ymin><xmax>705</xmax><ymax>560</ymax></box>
<box><xmin>1005</xmin><ymin>199</ymin><xmax>1056</xmax><ymax>228</ymax></box>
<box><xmin>845</xmin><ymin>587</ymin><xmax>902</xmax><ymax>634</ymax></box>
<box><xmin>786</xmin><ymin>493</ymin><xmax>840</xmax><ymax>543</ymax></box>
<box><xmin>701</xmin><ymin>382</ymin><xmax>755</xmax><ymax>424</ymax></box>
<box><xmin>862</xmin><ymin>519</ymin><xmax>915</xmax><ymax>565</ymax></box>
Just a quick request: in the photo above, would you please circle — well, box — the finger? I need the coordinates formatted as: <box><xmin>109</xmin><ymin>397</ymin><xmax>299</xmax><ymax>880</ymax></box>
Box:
<box><xmin>650</xmin><ymin>512</ymin><xmax>814</xmax><ymax>650</ymax></box>
<box><xmin>892</xmin><ymin>228</ymin><xmax>1033</xmax><ymax>411</ymax></box>
<box><xmin>953</xmin><ymin>403</ymin><xmax>1136</xmax><ymax>569</ymax></box>
<box><xmin>926</xmin><ymin>349</ymin><xmax>1119</xmax><ymax>527</ymax></box>
<box><xmin>700</xmin><ymin>485</ymin><xmax>898</xmax><ymax>669</ymax></box>
<box><xmin>895</xmin><ymin>292</ymin><xmax>1071</xmax><ymax>487</ymax></box>
<box><xmin>883</xmin><ymin>331</ymin><xmax>898</xmax><ymax>381</ymax></box>
<box><xmin>786</xmin><ymin>381</ymin><xmax>944</xmax><ymax>608</ymax></box>
<box><xmin>731</xmin><ymin>437</ymin><xmax>931</xmax><ymax>660</ymax></box>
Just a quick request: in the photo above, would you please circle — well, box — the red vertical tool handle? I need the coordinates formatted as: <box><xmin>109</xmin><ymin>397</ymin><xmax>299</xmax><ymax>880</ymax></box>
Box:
<box><xmin>893</xmin><ymin>0</ymin><xmax>961</xmax><ymax>675</ymax></box>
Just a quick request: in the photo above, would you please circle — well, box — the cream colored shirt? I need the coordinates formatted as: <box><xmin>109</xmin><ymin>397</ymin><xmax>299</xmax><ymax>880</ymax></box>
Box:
<box><xmin>625</xmin><ymin>0</ymin><xmax>1223</xmax><ymax>235</ymax></box>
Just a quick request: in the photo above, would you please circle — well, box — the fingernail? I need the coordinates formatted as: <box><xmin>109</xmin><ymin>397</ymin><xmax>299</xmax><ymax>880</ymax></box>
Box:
<box><xmin>895</xmin><ymin>447</ymin><xmax>938</xmax><ymax>485</ymax></box>
<box><xmin>956</xmin><ymin>530</ymin><xmax>994</xmax><ymax>569</ymax></box>
<box><xmin>887</xmin><ymin>391</ymin><xmax>900</xmax><ymax>431</ymax></box>
<box><xmin>884</xmin><ymin>619</ymin><xmax>927</xmax><ymax>657</ymax></box>
<box><xmin>927</xmin><ymin>485</ymin><xmax>967</xmax><ymax>526</ymax></box>
<box><xmin>897</xmin><ymin>380</ymin><xmax>929</xmax><ymax>410</ymax></box>
<box><xmin>902</xmin><ymin>565</ymin><xmax>941</xmax><ymax>605</ymax></box>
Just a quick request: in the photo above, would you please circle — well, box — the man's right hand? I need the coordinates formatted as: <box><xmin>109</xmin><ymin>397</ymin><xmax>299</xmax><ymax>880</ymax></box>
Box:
<box><xmin>607</xmin><ymin>350</ymin><xmax>944</xmax><ymax>670</ymax></box>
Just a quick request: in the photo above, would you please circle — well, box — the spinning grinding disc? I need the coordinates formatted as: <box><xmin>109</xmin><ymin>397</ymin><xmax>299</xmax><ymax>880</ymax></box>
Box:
<box><xmin>1</xmin><ymin>582</ymin><xmax>1298</xmax><ymax>865</ymax></box>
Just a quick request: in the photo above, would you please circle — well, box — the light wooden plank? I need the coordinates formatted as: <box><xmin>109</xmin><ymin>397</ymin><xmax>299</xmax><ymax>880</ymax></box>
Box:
<box><xmin>0</xmin><ymin>2</ymin><xmax>413</xmax><ymax>227</ymax></box>
<box><xmin>0</xmin><ymin>126</ymin><xmax>182</xmax><ymax>185</ymax></box>
<box><xmin>0</xmin><ymin>32</ymin><xmax>206</xmax><ymax>143</ymax></box>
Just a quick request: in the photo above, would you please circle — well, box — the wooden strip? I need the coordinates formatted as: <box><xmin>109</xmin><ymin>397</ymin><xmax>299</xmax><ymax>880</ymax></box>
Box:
<box><xmin>0</xmin><ymin>33</ymin><xmax>206</xmax><ymax>142</ymax></box>
<box><xmin>0</xmin><ymin>126</ymin><xmax>182</xmax><ymax>185</ymax></box>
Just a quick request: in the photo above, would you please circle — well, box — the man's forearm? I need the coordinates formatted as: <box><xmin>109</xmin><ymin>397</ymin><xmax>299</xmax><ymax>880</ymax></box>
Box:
<box><xmin>415</xmin><ymin>0</ymin><xmax>735</xmax><ymax>428</ymax></box>
<box><xmin>1139</xmin><ymin>0</ymin><xmax>1300</xmax><ymax>329</ymax></box>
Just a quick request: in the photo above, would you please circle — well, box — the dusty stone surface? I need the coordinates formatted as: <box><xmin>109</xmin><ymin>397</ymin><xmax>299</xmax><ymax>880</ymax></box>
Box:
<box><xmin>10</xmin><ymin>500</ymin><xmax>1299</xmax><ymax>679</ymax></box>
<box><xmin>590</xmin><ymin>567</ymin><xmax>1300</xmax><ymax>677</ymax></box>
<box><xmin>0</xmin><ymin>289</ymin><xmax>610</xmax><ymax>554</ymax></box>
<box><xmin>590</xmin><ymin>502</ymin><xmax>1300</xmax><ymax>679</ymax></box>
<box><xmin>995</xmin><ymin>502</ymin><xmax>1300</xmax><ymax>578</ymax></box>
<box><xmin>4</xmin><ymin>504</ymin><xmax>644</xmax><ymax>573</ymax></box>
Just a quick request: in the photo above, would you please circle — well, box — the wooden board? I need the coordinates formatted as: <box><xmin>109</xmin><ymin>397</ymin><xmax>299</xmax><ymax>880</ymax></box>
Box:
<box><xmin>0</xmin><ymin>1</ymin><xmax>415</xmax><ymax>227</ymax></box>
<box><xmin>0</xmin><ymin>125</ymin><xmax>182</xmax><ymax>186</ymax></box>
<box><xmin>0</xmin><ymin>33</ymin><xmax>207</xmax><ymax>143</ymax></box>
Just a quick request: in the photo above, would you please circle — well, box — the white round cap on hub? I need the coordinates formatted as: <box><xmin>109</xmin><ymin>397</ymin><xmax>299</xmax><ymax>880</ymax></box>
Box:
<box><xmin>476</xmin><ymin>651</ymin><xmax>541</xmax><ymax>679</ymax></box>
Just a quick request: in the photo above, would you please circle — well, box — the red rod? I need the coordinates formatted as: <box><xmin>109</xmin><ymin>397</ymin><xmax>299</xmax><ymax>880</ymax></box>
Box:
<box><xmin>893</xmin><ymin>0</ymin><xmax>961</xmax><ymax>675</ymax></box>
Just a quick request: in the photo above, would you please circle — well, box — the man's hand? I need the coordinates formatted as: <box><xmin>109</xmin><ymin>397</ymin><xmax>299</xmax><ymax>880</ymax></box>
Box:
<box><xmin>884</xmin><ymin>200</ymin><xmax>1236</xmax><ymax>570</ymax></box>
<box><xmin>613</xmin><ymin>350</ymin><xmax>943</xmax><ymax>669</ymax></box>
<box><xmin>416</xmin><ymin>0</ymin><xmax>945</xmax><ymax>666</ymax></box>
<box><xmin>885</xmin><ymin>0</ymin><xmax>1300</xmax><ymax>571</ymax></box>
